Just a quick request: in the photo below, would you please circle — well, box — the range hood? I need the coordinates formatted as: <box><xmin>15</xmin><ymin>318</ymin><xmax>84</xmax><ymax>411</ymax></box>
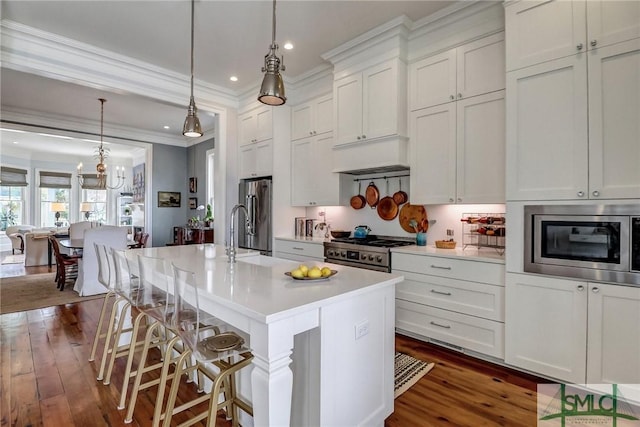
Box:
<box><xmin>332</xmin><ymin>135</ymin><xmax>410</xmax><ymax>175</ymax></box>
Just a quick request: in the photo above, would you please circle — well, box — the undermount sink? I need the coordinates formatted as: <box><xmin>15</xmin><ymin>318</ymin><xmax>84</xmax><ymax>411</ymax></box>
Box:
<box><xmin>237</xmin><ymin>255</ymin><xmax>288</xmax><ymax>267</ymax></box>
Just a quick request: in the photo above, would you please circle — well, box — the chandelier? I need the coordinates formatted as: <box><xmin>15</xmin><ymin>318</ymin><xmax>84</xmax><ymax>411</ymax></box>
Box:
<box><xmin>77</xmin><ymin>98</ymin><xmax>125</xmax><ymax>190</ymax></box>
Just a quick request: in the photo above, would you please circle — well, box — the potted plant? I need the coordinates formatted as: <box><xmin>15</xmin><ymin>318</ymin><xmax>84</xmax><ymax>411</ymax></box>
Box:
<box><xmin>204</xmin><ymin>204</ymin><xmax>213</xmax><ymax>227</ymax></box>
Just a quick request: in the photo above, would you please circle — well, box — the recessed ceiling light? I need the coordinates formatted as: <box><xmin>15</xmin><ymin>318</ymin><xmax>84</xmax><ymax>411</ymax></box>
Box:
<box><xmin>12</xmin><ymin>141</ymin><xmax>18</xmax><ymax>144</ymax></box>
<box><xmin>283</xmin><ymin>42</ymin><xmax>293</xmax><ymax>50</ymax></box>
<box><xmin>163</xmin><ymin>125</ymin><xmax>170</xmax><ymax>129</ymax></box>
<box><xmin>230</xmin><ymin>76</ymin><xmax>238</xmax><ymax>82</ymax></box>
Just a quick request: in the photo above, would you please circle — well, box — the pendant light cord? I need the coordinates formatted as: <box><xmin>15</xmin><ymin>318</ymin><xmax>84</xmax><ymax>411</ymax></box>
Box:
<box><xmin>271</xmin><ymin>0</ymin><xmax>276</xmax><ymax>47</ymax></box>
<box><xmin>189</xmin><ymin>0</ymin><xmax>195</xmax><ymax>100</ymax></box>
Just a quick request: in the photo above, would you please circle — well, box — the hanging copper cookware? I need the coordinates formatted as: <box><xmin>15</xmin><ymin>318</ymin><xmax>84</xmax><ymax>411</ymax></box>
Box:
<box><xmin>393</xmin><ymin>177</ymin><xmax>408</xmax><ymax>205</ymax></box>
<box><xmin>377</xmin><ymin>178</ymin><xmax>399</xmax><ymax>220</ymax></box>
<box><xmin>365</xmin><ymin>181</ymin><xmax>379</xmax><ymax>208</ymax></box>
<box><xmin>350</xmin><ymin>181</ymin><xmax>366</xmax><ymax>210</ymax></box>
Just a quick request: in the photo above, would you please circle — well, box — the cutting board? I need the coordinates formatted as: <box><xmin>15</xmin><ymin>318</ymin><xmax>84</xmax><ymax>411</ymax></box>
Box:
<box><xmin>398</xmin><ymin>204</ymin><xmax>428</xmax><ymax>233</ymax></box>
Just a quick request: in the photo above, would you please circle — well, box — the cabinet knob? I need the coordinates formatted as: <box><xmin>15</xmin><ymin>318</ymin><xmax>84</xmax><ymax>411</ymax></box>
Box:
<box><xmin>357</xmin><ymin>136</ymin><xmax>361</xmax><ymax>140</ymax></box>
<box><xmin>592</xmin><ymin>287</ymin><xmax>600</xmax><ymax>293</ymax></box>
<box><xmin>362</xmin><ymin>135</ymin><xmax>366</xmax><ymax>139</ymax></box>
<box><xmin>577</xmin><ymin>191</ymin><xmax>585</xmax><ymax>197</ymax></box>
<box><xmin>313</xmin><ymin>131</ymin><xmax>317</xmax><ymax>135</ymax></box>
<box><xmin>592</xmin><ymin>190</ymin><xmax>600</xmax><ymax>197</ymax></box>
<box><xmin>590</xmin><ymin>40</ymin><xmax>597</xmax><ymax>47</ymax></box>
<box><xmin>457</xmin><ymin>198</ymin><xmax>462</xmax><ymax>202</ymax></box>
<box><xmin>449</xmin><ymin>198</ymin><xmax>454</xmax><ymax>202</ymax></box>
<box><xmin>457</xmin><ymin>93</ymin><xmax>462</xmax><ymax>99</ymax></box>
<box><xmin>577</xmin><ymin>43</ymin><xmax>583</xmax><ymax>51</ymax></box>
<box><xmin>450</xmin><ymin>95</ymin><xmax>455</xmax><ymax>100</ymax></box>
<box><xmin>309</xmin><ymin>131</ymin><xmax>313</xmax><ymax>135</ymax></box>
<box><xmin>577</xmin><ymin>285</ymin><xmax>584</xmax><ymax>291</ymax></box>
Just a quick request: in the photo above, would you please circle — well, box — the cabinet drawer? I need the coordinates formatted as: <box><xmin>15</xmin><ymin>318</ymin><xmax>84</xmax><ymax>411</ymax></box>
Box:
<box><xmin>396</xmin><ymin>299</ymin><xmax>504</xmax><ymax>358</ymax></box>
<box><xmin>274</xmin><ymin>239</ymin><xmax>324</xmax><ymax>259</ymax></box>
<box><xmin>396</xmin><ymin>271</ymin><xmax>504</xmax><ymax>321</ymax></box>
<box><xmin>393</xmin><ymin>253</ymin><xmax>504</xmax><ymax>285</ymax></box>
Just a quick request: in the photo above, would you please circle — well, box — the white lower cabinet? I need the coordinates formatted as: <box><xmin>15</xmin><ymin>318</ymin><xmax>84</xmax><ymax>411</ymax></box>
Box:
<box><xmin>393</xmin><ymin>252</ymin><xmax>505</xmax><ymax>358</ymax></box>
<box><xmin>505</xmin><ymin>273</ymin><xmax>640</xmax><ymax>384</ymax></box>
<box><xmin>274</xmin><ymin>238</ymin><xmax>325</xmax><ymax>262</ymax></box>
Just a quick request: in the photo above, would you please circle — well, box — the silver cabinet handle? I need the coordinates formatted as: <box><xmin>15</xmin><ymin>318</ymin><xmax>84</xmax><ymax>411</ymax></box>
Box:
<box><xmin>357</xmin><ymin>136</ymin><xmax>361</xmax><ymax>140</ymax></box>
<box><xmin>309</xmin><ymin>131</ymin><xmax>313</xmax><ymax>135</ymax></box>
<box><xmin>449</xmin><ymin>198</ymin><xmax>454</xmax><ymax>202</ymax></box>
<box><xmin>430</xmin><ymin>321</ymin><xmax>451</xmax><ymax>329</ymax></box>
<box><xmin>577</xmin><ymin>191</ymin><xmax>584</xmax><ymax>197</ymax></box>
<box><xmin>592</xmin><ymin>287</ymin><xmax>600</xmax><ymax>293</ymax></box>
<box><xmin>592</xmin><ymin>190</ymin><xmax>600</xmax><ymax>197</ymax></box>
<box><xmin>362</xmin><ymin>135</ymin><xmax>366</xmax><ymax>139</ymax></box>
<box><xmin>430</xmin><ymin>289</ymin><xmax>452</xmax><ymax>296</ymax></box>
<box><xmin>430</xmin><ymin>265</ymin><xmax>452</xmax><ymax>270</ymax></box>
<box><xmin>590</xmin><ymin>40</ymin><xmax>597</xmax><ymax>47</ymax></box>
<box><xmin>457</xmin><ymin>198</ymin><xmax>462</xmax><ymax>202</ymax></box>
<box><xmin>457</xmin><ymin>93</ymin><xmax>462</xmax><ymax>99</ymax></box>
<box><xmin>313</xmin><ymin>131</ymin><xmax>317</xmax><ymax>135</ymax></box>
<box><xmin>450</xmin><ymin>95</ymin><xmax>455</xmax><ymax>100</ymax></box>
<box><xmin>292</xmin><ymin>247</ymin><xmax>304</xmax><ymax>251</ymax></box>
<box><xmin>577</xmin><ymin>43</ymin><xmax>583</xmax><ymax>51</ymax></box>
<box><xmin>577</xmin><ymin>285</ymin><xmax>584</xmax><ymax>291</ymax></box>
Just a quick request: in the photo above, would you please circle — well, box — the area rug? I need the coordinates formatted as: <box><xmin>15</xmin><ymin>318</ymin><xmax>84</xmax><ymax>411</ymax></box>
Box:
<box><xmin>0</xmin><ymin>273</ymin><xmax>103</xmax><ymax>314</ymax></box>
<box><xmin>395</xmin><ymin>352</ymin><xmax>435</xmax><ymax>399</ymax></box>
<box><xmin>2</xmin><ymin>254</ymin><xmax>25</xmax><ymax>265</ymax></box>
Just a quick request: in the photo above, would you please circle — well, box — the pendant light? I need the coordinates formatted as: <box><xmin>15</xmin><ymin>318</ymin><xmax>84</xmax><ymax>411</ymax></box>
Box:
<box><xmin>183</xmin><ymin>0</ymin><xmax>203</xmax><ymax>137</ymax></box>
<box><xmin>258</xmin><ymin>0</ymin><xmax>286</xmax><ymax>106</ymax></box>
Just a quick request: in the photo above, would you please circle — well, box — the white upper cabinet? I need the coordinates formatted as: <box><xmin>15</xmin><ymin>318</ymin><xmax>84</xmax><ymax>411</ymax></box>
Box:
<box><xmin>239</xmin><ymin>106</ymin><xmax>273</xmax><ymax>146</ymax></box>
<box><xmin>291</xmin><ymin>94</ymin><xmax>333</xmax><ymax>141</ymax></box>
<box><xmin>410</xmin><ymin>32</ymin><xmax>505</xmax><ymax>111</ymax></box>
<box><xmin>291</xmin><ymin>133</ymin><xmax>340</xmax><ymax>206</ymax></box>
<box><xmin>506</xmin><ymin>0</ymin><xmax>640</xmax><ymax>71</ymax></box>
<box><xmin>506</xmin><ymin>2</ymin><xmax>640</xmax><ymax>201</ymax></box>
<box><xmin>334</xmin><ymin>59</ymin><xmax>406</xmax><ymax>146</ymax></box>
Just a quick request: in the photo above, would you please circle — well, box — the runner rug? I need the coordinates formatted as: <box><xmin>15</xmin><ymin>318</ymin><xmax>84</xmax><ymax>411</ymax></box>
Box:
<box><xmin>394</xmin><ymin>352</ymin><xmax>435</xmax><ymax>399</ymax></box>
<box><xmin>0</xmin><ymin>273</ymin><xmax>103</xmax><ymax>314</ymax></box>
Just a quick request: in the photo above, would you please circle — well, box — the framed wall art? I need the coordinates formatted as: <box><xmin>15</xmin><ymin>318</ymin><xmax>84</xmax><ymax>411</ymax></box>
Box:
<box><xmin>158</xmin><ymin>191</ymin><xmax>181</xmax><ymax>207</ymax></box>
<box><xmin>189</xmin><ymin>197</ymin><xmax>198</xmax><ymax>209</ymax></box>
<box><xmin>189</xmin><ymin>177</ymin><xmax>197</xmax><ymax>193</ymax></box>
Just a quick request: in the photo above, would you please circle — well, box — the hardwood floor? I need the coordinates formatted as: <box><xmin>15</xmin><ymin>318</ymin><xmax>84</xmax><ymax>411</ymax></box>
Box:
<box><xmin>1</xmin><ymin>257</ymin><xmax>546</xmax><ymax>426</ymax></box>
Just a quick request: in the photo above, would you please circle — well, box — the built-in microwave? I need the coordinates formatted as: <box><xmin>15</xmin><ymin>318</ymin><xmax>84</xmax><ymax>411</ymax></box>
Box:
<box><xmin>524</xmin><ymin>205</ymin><xmax>640</xmax><ymax>285</ymax></box>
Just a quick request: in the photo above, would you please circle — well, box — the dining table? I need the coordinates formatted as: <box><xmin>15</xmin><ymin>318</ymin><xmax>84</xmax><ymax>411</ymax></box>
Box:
<box><xmin>125</xmin><ymin>243</ymin><xmax>402</xmax><ymax>427</ymax></box>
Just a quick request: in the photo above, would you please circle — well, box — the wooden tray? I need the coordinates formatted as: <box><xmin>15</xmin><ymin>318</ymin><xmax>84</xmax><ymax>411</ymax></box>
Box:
<box><xmin>398</xmin><ymin>204</ymin><xmax>428</xmax><ymax>233</ymax></box>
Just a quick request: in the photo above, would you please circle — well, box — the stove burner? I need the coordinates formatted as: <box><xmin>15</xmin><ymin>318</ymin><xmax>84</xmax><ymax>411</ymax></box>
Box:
<box><xmin>330</xmin><ymin>235</ymin><xmax>413</xmax><ymax>248</ymax></box>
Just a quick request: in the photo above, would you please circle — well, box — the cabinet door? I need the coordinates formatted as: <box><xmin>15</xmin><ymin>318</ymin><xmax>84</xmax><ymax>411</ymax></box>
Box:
<box><xmin>588</xmin><ymin>39</ymin><xmax>640</xmax><ymax>200</ymax></box>
<box><xmin>238</xmin><ymin>144</ymin><xmax>256</xmax><ymax>179</ymax></box>
<box><xmin>291</xmin><ymin>102</ymin><xmax>313</xmax><ymax>141</ymax></box>
<box><xmin>505</xmin><ymin>0</ymin><xmax>586</xmax><ymax>71</ymax></box>
<box><xmin>291</xmin><ymin>138</ymin><xmax>313</xmax><ymax>205</ymax></box>
<box><xmin>363</xmin><ymin>60</ymin><xmax>400</xmax><ymax>141</ymax></box>
<box><xmin>506</xmin><ymin>55</ymin><xmax>589</xmax><ymax>201</ymax></box>
<box><xmin>310</xmin><ymin>133</ymin><xmax>338</xmax><ymax>206</ymax></box>
<box><xmin>457</xmin><ymin>32</ymin><xmax>506</xmax><ymax>99</ymax></box>
<box><xmin>255</xmin><ymin>107</ymin><xmax>273</xmax><ymax>142</ymax></box>
<box><xmin>409</xmin><ymin>50</ymin><xmax>456</xmax><ymax>111</ymax></box>
<box><xmin>505</xmin><ymin>273</ymin><xmax>587</xmax><ymax>383</ymax></box>
<box><xmin>410</xmin><ymin>103</ymin><xmax>456</xmax><ymax>204</ymax></box>
<box><xmin>587</xmin><ymin>0</ymin><xmax>640</xmax><ymax>50</ymax></box>
<box><xmin>239</xmin><ymin>113</ymin><xmax>256</xmax><ymax>146</ymax></box>
<box><xmin>456</xmin><ymin>91</ymin><xmax>505</xmax><ymax>204</ymax></box>
<box><xmin>334</xmin><ymin>74</ymin><xmax>363</xmax><ymax>145</ymax></box>
<box><xmin>314</xmin><ymin>94</ymin><xmax>333</xmax><ymax>135</ymax></box>
<box><xmin>254</xmin><ymin>140</ymin><xmax>273</xmax><ymax>178</ymax></box>
<box><xmin>587</xmin><ymin>283</ymin><xmax>640</xmax><ymax>384</ymax></box>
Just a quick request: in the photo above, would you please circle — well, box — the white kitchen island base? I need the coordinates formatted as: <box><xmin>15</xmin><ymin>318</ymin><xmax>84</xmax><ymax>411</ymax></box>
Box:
<box><xmin>128</xmin><ymin>245</ymin><xmax>401</xmax><ymax>427</ymax></box>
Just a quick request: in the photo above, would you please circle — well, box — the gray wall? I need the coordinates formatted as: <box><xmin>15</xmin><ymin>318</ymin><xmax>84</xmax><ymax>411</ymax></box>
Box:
<box><xmin>186</xmin><ymin>137</ymin><xmax>214</xmax><ymax>218</ymax></box>
<box><xmin>150</xmin><ymin>143</ymin><xmax>188</xmax><ymax>246</ymax></box>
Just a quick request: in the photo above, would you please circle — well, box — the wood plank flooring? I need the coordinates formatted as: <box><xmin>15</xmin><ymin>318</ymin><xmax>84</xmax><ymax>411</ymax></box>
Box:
<box><xmin>1</xmin><ymin>257</ymin><xmax>547</xmax><ymax>426</ymax></box>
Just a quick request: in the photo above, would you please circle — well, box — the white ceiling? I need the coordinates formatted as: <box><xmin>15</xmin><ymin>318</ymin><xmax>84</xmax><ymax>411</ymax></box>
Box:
<box><xmin>0</xmin><ymin>0</ymin><xmax>456</xmax><ymax>157</ymax></box>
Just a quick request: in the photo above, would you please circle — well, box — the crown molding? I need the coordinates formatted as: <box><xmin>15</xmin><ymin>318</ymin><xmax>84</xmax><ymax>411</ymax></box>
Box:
<box><xmin>409</xmin><ymin>1</ymin><xmax>503</xmax><ymax>40</ymax></box>
<box><xmin>1</xmin><ymin>20</ymin><xmax>240</xmax><ymax>111</ymax></box>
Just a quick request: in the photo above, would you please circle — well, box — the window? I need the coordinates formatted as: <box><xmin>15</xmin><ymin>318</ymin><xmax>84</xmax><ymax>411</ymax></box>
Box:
<box><xmin>0</xmin><ymin>167</ymin><xmax>28</xmax><ymax>230</ymax></box>
<box><xmin>39</xmin><ymin>171</ymin><xmax>71</xmax><ymax>227</ymax></box>
<box><xmin>80</xmin><ymin>174</ymin><xmax>107</xmax><ymax>223</ymax></box>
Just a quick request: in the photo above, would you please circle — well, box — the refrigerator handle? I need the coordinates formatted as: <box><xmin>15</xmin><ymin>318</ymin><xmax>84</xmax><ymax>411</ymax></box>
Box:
<box><xmin>246</xmin><ymin>194</ymin><xmax>256</xmax><ymax>236</ymax></box>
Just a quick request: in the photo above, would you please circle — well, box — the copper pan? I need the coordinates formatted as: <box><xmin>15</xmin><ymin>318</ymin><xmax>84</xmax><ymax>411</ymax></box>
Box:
<box><xmin>365</xmin><ymin>181</ymin><xmax>379</xmax><ymax>208</ymax></box>
<box><xmin>377</xmin><ymin>179</ymin><xmax>398</xmax><ymax>220</ymax></box>
<box><xmin>393</xmin><ymin>177</ymin><xmax>408</xmax><ymax>205</ymax></box>
<box><xmin>350</xmin><ymin>182</ymin><xmax>366</xmax><ymax>210</ymax></box>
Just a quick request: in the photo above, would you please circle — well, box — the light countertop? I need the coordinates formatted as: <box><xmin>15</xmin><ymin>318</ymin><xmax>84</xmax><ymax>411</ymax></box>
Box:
<box><xmin>391</xmin><ymin>244</ymin><xmax>505</xmax><ymax>264</ymax></box>
<box><xmin>127</xmin><ymin>244</ymin><xmax>403</xmax><ymax>323</ymax></box>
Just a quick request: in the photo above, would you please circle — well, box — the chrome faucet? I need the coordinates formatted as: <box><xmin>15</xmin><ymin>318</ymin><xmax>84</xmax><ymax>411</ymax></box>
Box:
<box><xmin>227</xmin><ymin>204</ymin><xmax>251</xmax><ymax>263</ymax></box>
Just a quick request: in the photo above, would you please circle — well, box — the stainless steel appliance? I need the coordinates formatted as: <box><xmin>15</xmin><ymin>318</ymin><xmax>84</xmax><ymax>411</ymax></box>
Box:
<box><xmin>524</xmin><ymin>204</ymin><xmax>640</xmax><ymax>285</ymax></box>
<box><xmin>238</xmin><ymin>178</ymin><xmax>272</xmax><ymax>255</ymax></box>
<box><xmin>324</xmin><ymin>235</ymin><xmax>414</xmax><ymax>272</ymax></box>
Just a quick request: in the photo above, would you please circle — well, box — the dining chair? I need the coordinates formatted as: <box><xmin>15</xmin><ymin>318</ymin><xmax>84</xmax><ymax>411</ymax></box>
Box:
<box><xmin>48</xmin><ymin>235</ymin><xmax>80</xmax><ymax>291</ymax></box>
<box><xmin>159</xmin><ymin>264</ymin><xmax>254</xmax><ymax>427</ymax></box>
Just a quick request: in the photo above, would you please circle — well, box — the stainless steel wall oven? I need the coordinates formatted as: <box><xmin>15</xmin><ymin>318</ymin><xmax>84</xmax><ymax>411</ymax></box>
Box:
<box><xmin>524</xmin><ymin>205</ymin><xmax>640</xmax><ymax>285</ymax></box>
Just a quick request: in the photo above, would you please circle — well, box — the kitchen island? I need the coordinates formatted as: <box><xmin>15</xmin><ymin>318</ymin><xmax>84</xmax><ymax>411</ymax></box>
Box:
<box><xmin>128</xmin><ymin>244</ymin><xmax>403</xmax><ymax>427</ymax></box>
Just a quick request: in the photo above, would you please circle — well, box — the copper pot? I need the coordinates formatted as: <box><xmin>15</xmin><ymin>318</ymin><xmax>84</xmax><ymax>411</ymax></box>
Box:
<box><xmin>350</xmin><ymin>182</ymin><xmax>366</xmax><ymax>210</ymax></box>
<box><xmin>377</xmin><ymin>179</ymin><xmax>398</xmax><ymax>220</ymax></box>
<box><xmin>393</xmin><ymin>177</ymin><xmax>408</xmax><ymax>205</ymax></box>
<box><xmin>365</xmin><ymin>181</ymin><xmax>379</xmax><ymax>208</ymax></box>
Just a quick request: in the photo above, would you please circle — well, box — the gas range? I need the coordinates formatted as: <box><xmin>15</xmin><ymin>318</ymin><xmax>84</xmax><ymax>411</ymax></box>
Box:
<box><xmin>324</xmin><ymin>235</ymin><xmax>414</xmax><ymax>272</ymax></box>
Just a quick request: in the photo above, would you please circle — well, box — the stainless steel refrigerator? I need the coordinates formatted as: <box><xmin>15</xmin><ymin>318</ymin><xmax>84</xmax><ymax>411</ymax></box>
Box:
<box><xmin>238</xmin><ymin>178</ymin><xmax>272</xmax><ymax>255</ymax></box>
